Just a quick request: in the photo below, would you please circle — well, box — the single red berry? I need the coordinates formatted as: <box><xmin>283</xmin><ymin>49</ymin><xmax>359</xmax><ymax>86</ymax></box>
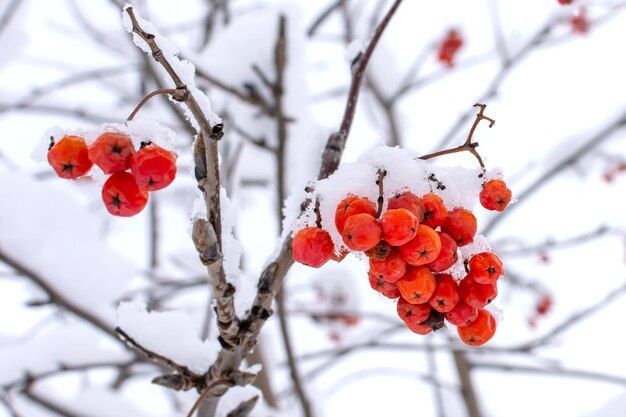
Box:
<box><xmin>558</xmin><ymin>0</ymin><xmax>574</xmax><ymax>4</ymax></box>
<box><xmin>442</xmin><ymin>208</ymin><xmax>477</xmax><ymax>246</ymax></box>
<box><xmin>536</xmin><ymin>294</ymin><xmax>553</xmax><ymax>316</ymax></box>
<box><xmin>421</xmin><ymin>193</ymin><xmax>448</xmax><ymax>229</ymax></box>
<box><xmin>437</xmin><ymin>29</ymin><xmax>463</xmax><ymax>68</ymax></box>
<box><xmin>364</xmin><ymin>241</ymin><xmax>392</xmax><ymax>260</ymax></box>
<box><xmin>428</xmin><ymin>274</ymin><xmax>460</xmax><ymax>313</ymax></box>
<box><xmin>368</xmin><ymin>272</ymin><xmax>400</xmax><ymax>299</ymax></box>
<box><xmin>370</xmin><ymin>249</ymin><xmax>407</xmax><ymax>283</ymax></box>
<box><xmin>47</xmin><ymin>135</ymin><xmax>93</xmax><ymax>179</ymax></box>
<box><xmin>397</xmin><ymin>298</ymin><xmax>431</xmax><ymax>324</ymax></box>
<box><xmin>445</xmin><ymin>301</ymin><xmax>478</xmax><ymax>327</ymax></box>
<box><xmin>399</xmin><ymin>225</ymin><xmax>442</xmax><ymax>266</ymax></box>
<box><xmin>459</xmin><ymin>275</ymin><xmax>498</xmax><ymax>308</ymax></box>
<box><xmin>468</xmin><ymin>252</ymin><xmax>504</xmax><ymax>284</ymax></box>
<box><xmin>406</xmin><ymin>322</ymin><xmax>432</xmax><ymax>335</ymax></box>
<box><xmin>292</xmin><ymin>227</ymin><xmax>334</xmax><ymax>268</ymax></box>
<box><xmin>102</xmin><ymin>171</ymin><xmax>149</xmax><ymax>217</ymax></box>
<box><xmin>427</xmin><ymin>232</ymin><xmax>458</xmax><ymax>272</ymax></box>
<box><xmin>341</xmin><ymin>213</ymin><xmax>382</xmax><ymax>251</ymax></box>
<box><xmin>570</xmin><ymin>7</ymin><xmax>589</xmax><ymax>34</ymax></box>
<box><xmin>480</xmin><ymin>179</ymin><xmax>512</xmax><ymax>212</ymax></box>
<box><xmin>381</xmin><ymin>208</ymin><xmax>418</xmax><ymax>246</ymax></box>
<box><xmin>89</xmin><ymin>132</ymin><xmax>135</xmax><ymax>174</ymax></box>
<box><xmin>388</xmin><ymin>192</ymin><xmax>425</xmax><ymax>222</ymax></box>
<box><xmin>131</xmin><ymin>143</ymin><xmax>177</xmax><ymax>191</ymax></box>
<box><xmin>335</xmin><ymin>196</ymin><xmax>377</xmax><ymax>234</ymax></box>
<box><xmin>457</xmin><ymin>308</ymin><xmax>497</xmax><ymax>346</ymax></box>
<box><xmin>396</xmin><ymin>266</ymin><xmax>436</xmax><ymax>305</ymax></box>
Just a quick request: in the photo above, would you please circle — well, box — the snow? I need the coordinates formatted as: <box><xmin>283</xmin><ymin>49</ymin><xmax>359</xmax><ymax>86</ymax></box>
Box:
<box><xmin>121</xmin><ymin>5</ymin><xmax>221</xmax><ymax>131</ymax></box>
<box><xmin>117</xmin><ymin>299</ymin><xmax>219</xmax><ymax>374</ymax></box>
<box><xmin>298</xmin><ymin>145</ymin><xmax>490</xmax><ymax>254</ymax></box>
<box><xmin>0</xmin><ymin>172</ymin><xmax>134</xmax><ymax>321</ymax></box>
<box><xmin>0</xmin><ymin>322</ymin><xmax>129</xmax><ymax>387</ymax></box>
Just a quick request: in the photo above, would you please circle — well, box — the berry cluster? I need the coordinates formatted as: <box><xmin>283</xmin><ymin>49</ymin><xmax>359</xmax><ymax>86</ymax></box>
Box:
<box><xmin>292</xmin><ymin>178</ymin><xmax>512</xmax><ymax>347</ymax></box>
<box><xmin>437</xmin><ymin>29</ymin><xmax>463</xmax><ymax>68</ymax></box>
<box><xmin>47</xmin><ymin>131</ymin><xmax>177</xmax><ymax>217</ymax></box>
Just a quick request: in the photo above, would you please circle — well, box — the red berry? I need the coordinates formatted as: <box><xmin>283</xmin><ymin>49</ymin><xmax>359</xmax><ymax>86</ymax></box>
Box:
<box><xmin>102</xmin><ymin>172</ymin><xmax>149</xmax><ymax>217</ymax></box>
<box><xmin>89</xmin><ymin>132</ymin><xmax>135</xmax><ymax>174</ymax></box>
<box><xmin>442</xmin><ymin>208</ymin><xmax>477</xmax><ymax>246</ymax></box>
<box><xmin>570</xmin><ymin>7</ymin><xmax>588</xmax><ymax>34</ymax></box>
<box><xmin>427</xmin><ymin>232</ymin><xmax>458</xmax><ymax>272</ymax></box>
<box><xmin>388</xmin><ymin>192</ymin><xmax>425</xmax><ymax>222</ymax></box>
<box><xmin>437</xmin><ymin>29</ymin><xmax>463</xmax><ymax>68</ymax></box>
<box><xmin>445</xmin><ymin>301</ymin><xmax>478</xmax><ymax>327</ymax></box>
<box><xmin>399</xmin><ymin>225</ymin><xmax>442</xmax><ymax>266</ymax></box>
<box><xmin>468</xmin><ymin>252</ymin><xmax>504</xmax><ymax>284</ymax></box>
<box><xmin>421</xmin><ymin>194</ymin><xmax>448</xmax><ymax>229</ymax></box>
<box><xmin>459</xmin><ymin>275</ymin><xmax>498</xmax><ymax>308</ymax></box>
<box><xmin>341</xmin><ymin>213</ymin><xmax>382</xmax><ymax>251</ymax></box>
<box><xmin>368</xmin><ymin>272</ymin><xmax>400</xmax><ymax>299</ymax></box>
<box><xmin>381</xmin><ymin>208</ymin><xmax>418</xmax><ymax>246</ymax></box>
<box><xmin>131</xmin><ymin>143</ymin><xmax>177</xmax><ymax>191</ymax></box>
<box><xmin>536</xmin><ymin>294</ymin><xmax>553</xmax><ymax>316</ymax></box>
<box><xmin>406</xmin><ymin>322</ymin><xmax>432</xmax><ymax>335</ymax></box>
<box><xmin>428</xmin><ymin>274</ymin><xmax>460</xmax><ymax>313</ymax></box>
<box><xmin>364</xmin><ymin>241</ymin><xmax>392</xmax><ymax>260</ymax></box>
<box><xmin>335</xmin><ymin>196</ymin><xmax>377</xmax><ymax>234</ymax></box>
<box><xmin>397</xmin><ymin>298</ymin><xmax>431</xmax><ymax>324</ymax></box>
<box><xmin>47</xmin><ymin>135</ymin><xmax>93</xmax><ymax>179</ymax></box>
<box><xmin>457</xmin><ymin>308</ymin><xmax>497</xmax><ymax>346</ymax></box>
<box><xmin>480</xmin><ymin>179</ymin><xmax>512</xmax><ymax>212</ymax></box>
<box><xmin>370</xmin><ymin>249</ymin><xmax>407</xmax><ymax>283</ymax></box>
<box><xmin>292</xmin><ymin>227</ymin><xmax>334</xmax><ymax>268</ymax></box>
<box><xmin>558</xmin><ymin>0</ymin><xmax>574</xmax><ymax>4</ymax></box>
<box><xmin>396</xmin><ymin>266</ymin><xmax>436</xmax><ymax>305</ymax></box>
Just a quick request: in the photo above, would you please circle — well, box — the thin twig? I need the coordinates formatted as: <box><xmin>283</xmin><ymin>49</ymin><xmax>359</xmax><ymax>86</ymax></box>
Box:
<box><xmin>126</xmin><ymin>88</ymin><xmax>177</xmax><ymax>121</ymax></box>
<box><xmin>420</xmin><ymin>103</ymin><xmax>495</xmax><ymax>168</ymax></box>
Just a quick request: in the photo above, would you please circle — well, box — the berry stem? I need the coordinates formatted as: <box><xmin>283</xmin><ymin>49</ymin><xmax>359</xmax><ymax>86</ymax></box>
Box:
<box><xmin>126</xmin><ymin>88</ymin><xmax>178</xmax><ymax>121</ymax></box>
<box><xmin>420</xmin><ymin>103</ymin><xmax>495</xmax><ymax>169</ymax></box>
<box><xmin>375</xmin><ymin>169</ymin><xmax>387</xmax><ymax>218</ymax></box>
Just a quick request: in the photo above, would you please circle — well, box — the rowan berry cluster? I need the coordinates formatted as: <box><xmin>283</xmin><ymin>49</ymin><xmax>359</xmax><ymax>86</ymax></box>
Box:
<box><xmin>292</xmin><ymin>176</ymin><xmax>512</xmax><ymax>347</ymax></box>
<box><xmin>46</xmin><ymin>130</ymin><xmax>177</xmax><ymax>217</ymax></box>
<box><xmin>437</xmin><ymin>29</ymin><xmax>463</xmax><ymax>68</ymax></box>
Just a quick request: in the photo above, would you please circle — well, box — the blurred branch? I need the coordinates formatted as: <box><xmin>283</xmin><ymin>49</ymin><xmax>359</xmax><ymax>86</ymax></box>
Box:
<box><xmin>0</xmin><ymin>0</ymin><xmax>23</xmax><ymax>37</ymax></box>
<box><xmin>471</xmin><ymin>361</ymin><xmax>626</xmax><ymax>386</ymax></box>
<box><xmin>266</xmin><ymin>15</ymin><xmax>313</xmax><ymax>417</ymax></box>
<box><xmin>307</xmin><ymin>0</ymin><xmax>345</xmax><ymax>37</ymax></box>
<box><xmin>487</xmin><ymin>0</ymin><xmax>509</xmax><ymax>64</ymax></box>
<box><xmin>512</xmin><ymin>283</ymin><xmax>626</xmax><ymax>351</ymax></box>
<box><xmin>0</xmin><ymin>65</ymin><xmax>135</xmax><ymax>114</ymax></box>
<box><xmin>0</xmin><ymin>250</ymin><xmax>121</xmax><ymax>344</ymax></box>
<box><xmin>23</xmin><ymin>390</ymin><xmax>83</xmax><ymax>417</ymax></box>
<box><xmin>2</xmin><ymin>361</ymin><xmax>135</xmax><ymax>392</ymax></box>
<box><xmin>498</xmin><ymin>226</ymin><xmax>614</xmax><ymax>257</ymax></box>
<box><xmin>483</xmin><ymin>112</ymin><xmax>626</xmax><ymax>236</ymax></box>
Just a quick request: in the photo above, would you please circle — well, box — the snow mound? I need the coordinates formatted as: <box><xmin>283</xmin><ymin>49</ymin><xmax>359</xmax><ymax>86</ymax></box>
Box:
<box><xmin>117</xmin><ymin>300</ymin><xmax>219</xmax><ymax>374</ymax></box>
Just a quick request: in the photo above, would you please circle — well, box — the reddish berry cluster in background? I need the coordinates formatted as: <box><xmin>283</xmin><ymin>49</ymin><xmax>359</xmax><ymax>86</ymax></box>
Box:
<box><xmin>292</xmin><ymin>177</ymin><xmax>512</xmax><ymax>347</ymax></box>
<box><xmin>47</xmin><ymin>132</ymin><xmax>177</xmax><ymax>217</ymax></box>
<box><xmin>437</xmin><ymin>29</ymin><xmax>463</xmax><ymax>68</ymax></box>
